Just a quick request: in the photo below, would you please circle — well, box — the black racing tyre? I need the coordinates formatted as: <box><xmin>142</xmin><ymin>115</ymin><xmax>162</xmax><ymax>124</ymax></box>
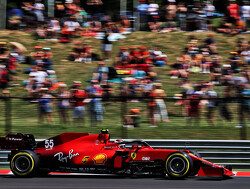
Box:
<box><xmin>165</xmin><ymin>151</ymin><xmax>193</xmax><ymax>179</ymax></box>
<box><xmin>10</xmin><ymin>150</ymin><xmax>39</xmax><ymax>177</ymax></box>
<box><xmin>188</xmin><ymin>150</ymin><xmax>201</xmax><ymax>176</ymax></box>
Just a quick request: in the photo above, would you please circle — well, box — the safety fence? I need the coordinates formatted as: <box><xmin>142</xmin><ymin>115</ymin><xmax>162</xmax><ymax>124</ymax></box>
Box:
<box><xmin>0</xmin><ymin>96</ymin><xmax>249</xmax><ymax>139</ymax></box>
<box><xmin>1</xmin><ymin>139</ymin><xmax>250</xmax><ymax>169</ymax></box>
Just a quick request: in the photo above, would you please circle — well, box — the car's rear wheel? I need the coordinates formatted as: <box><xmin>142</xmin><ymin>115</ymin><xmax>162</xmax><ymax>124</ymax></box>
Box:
<box><xmin>10</xmin><ymin>150</ymin><xmax>39</xmax><ymax>177</ymax></box>
<box><xmin>165</xmin><ymin>152</ymin><xmax>193</xmax><ymax>179</ymax></box>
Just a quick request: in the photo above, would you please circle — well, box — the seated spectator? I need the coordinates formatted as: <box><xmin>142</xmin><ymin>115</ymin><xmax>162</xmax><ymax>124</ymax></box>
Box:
<box><xmin>8</xmin><ymin>10</ymin><xmax>22</xmax><ymax>30</ymax></box>
<box><xmin>92</xmin><ymin>61</ymin><xmax>108</xmax><ymax>84</ymax></box>
<box><xmin>138</xmin><ymin>46</ymin><xmax>150</xmax><ymax>64</ymax></box>
<box><xmin>128</xmin><ymin>47</ymin><xmax>140</xmax><ymax>64</ymax></box>
<box><xmin>123</xmin><ymin>109</ymin><xmax>141</xmax><ymax>128</ymax></box>
<box><xmin>241</xmin><ymin>47</ymin><xmax>250</xmax><ymax>65</ymax></box>
<box><xmin>88</xmin><ymin>16</ymin><xmax>102</xmax><ymax>32</ymax></box>
<box><xmin>220</xmin><ymin>64</ymin><xmax>233</xmax><ymax>85</ymax></box>
<box><xmin>42</xmin><ymin>48</ymin><xmax>53</xmax><ymax>70</ymax></box>
<box><xmin>79</xmin><ymin>43</ymin><xmax>92</xmax><ymax>63</ymax></box>
<box><xmin>47</xmin><ymin>18</ymin><xmax>61</xmax><ymax>39</ymax></box>
<box><xmin>228</xmin><ymin>51</ymin><xmax>241</xmax><ymax>73</ymax></box>
<box><xmin>35</xmin><ymin>26</ymin><xmax>47</xmax><ymax>40</ymax></box>
<box><xmin>115</xmin><ymin>47</ymin><xmax>129</xmax><ymax>66</ymax></box>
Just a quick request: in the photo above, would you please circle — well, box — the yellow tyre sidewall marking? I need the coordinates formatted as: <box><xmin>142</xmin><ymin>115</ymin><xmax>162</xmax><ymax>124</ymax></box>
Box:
<box><xmin>166</xmin><ymin>153</ymin><xmax>190</xmax><ymax>177</ymax></box>
<box><xmin>11</xmin><ymin>152</ymin><xmax>35</xmax><ymax>176</ymax></box>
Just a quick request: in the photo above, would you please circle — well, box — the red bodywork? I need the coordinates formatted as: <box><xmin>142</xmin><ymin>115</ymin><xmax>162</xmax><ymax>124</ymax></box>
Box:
<box><xmin>0</xmin><ymin>132</ymin><xmax>234</xmax><ymax>178</ymax></box>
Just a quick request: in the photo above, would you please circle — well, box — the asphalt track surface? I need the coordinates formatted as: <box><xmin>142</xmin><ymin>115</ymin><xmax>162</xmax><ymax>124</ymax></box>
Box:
<box><xmin>0</xmin><ymin>174</ymin><xmax>250</xmax><ymax>189</ymax></box>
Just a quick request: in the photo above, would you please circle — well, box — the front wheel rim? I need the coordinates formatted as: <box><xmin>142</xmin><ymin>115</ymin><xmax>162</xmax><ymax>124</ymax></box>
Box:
<box><xmin>169</xmin><ymin>157</ymin><xmax>186</xmax><ymax>174</ymax></box>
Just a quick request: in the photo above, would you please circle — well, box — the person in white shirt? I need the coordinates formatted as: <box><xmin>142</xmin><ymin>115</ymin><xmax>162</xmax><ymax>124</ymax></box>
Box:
<box><xmin>241</xmin><ymin>1</ymin><xmax>250</xmax><ymax>28</ymax></box>
<box><xmin>147</xmin><ymin>0</ymin><xmax>159</xmax><ymax>22</ymax></box>
<box><xmin>33</xmin><ymin>0</ymin><xmax>45</xmax><ymax>22</ymax></box>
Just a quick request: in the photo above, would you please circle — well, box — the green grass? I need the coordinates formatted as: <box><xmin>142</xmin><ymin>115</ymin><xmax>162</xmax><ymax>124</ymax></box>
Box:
<box><xmin>0</xmin><ymin>30</ymin><xmax>249</xmax><ymax>140</ymax></box>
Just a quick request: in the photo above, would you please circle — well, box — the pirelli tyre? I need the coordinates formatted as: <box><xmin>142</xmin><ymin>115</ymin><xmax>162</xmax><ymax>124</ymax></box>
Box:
<box><xmin>10</xmin><ymin>150</ymin><xmax>39</xmax><ymax>177</ymax></box>
<box><xmin>165</xmin><ymin>151</ymin><xmax>193</xmax><ymax>179</ymax></box>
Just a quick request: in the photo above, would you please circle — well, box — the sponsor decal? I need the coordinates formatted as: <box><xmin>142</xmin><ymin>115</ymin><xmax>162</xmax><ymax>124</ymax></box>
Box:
<box><xmin>131</xmin><ymin>152</ymin><xmax>137</xmax><ymax>160</ymax></box>
<box><xmin>6</xmin><ymin>137</ymin><xmax>22</xmax><ymax>141</ymax></box>
<box><xmin>142</xmin><ymin>157</ymin><xmax>150</xmax><ymax>161</ymax></box>
<box><xmin>54</xmin><ymin>149</ymin><xmax>79</xmax><ymax>163</ymax></box>
<box><xmin>82</xmin><ymin>156</ymin><xmax>90</xmax><ymax>164</ymax></box>
<box><xmin>116</xmin><ymin>69</ymin><xmax>132</xmax><ymax>75</ymax></box>
<box><xmin>93</xmin><ymin>154</ymin><xmax>107</xmax><ymax>165</ymax></box>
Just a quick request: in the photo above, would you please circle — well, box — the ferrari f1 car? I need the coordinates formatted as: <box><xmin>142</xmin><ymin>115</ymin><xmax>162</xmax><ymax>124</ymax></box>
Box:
<box><xmin>0</xmin><ymin>130</ymin><xmax>234</xmax><ymax>178</ymax></box>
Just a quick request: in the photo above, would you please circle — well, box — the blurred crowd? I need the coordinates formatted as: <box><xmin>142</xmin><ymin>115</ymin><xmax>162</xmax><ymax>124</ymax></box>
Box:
<box><xmin>6</xmin><ymin>0</ymin><xmax>250</xmax><ymax>36</ymax></box>
<box><xmin>1</xmin><ymin>0</ymin><xmax>250</xmax><ymax>127</ymax></box>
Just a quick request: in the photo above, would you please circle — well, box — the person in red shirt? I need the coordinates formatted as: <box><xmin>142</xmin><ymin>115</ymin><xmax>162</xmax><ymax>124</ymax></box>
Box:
<box><xmin>0</xmin><ymin>65</ymin><xmax>9</xmax><ymax>93</ymax></box>
<box><xmin>7</xmin><ymin>53</ymin><xmax>19</xmax><ymax>85</ymax></box>
<box><xmin>138</xmin><ymin>46</ymin><xmax>150</xmax><ymax>64</ymax></box>
<box><xmin>128</xmin><ymin>47</ymin><xmax>140</xmax><ymax>64</ymax></box>
<box><xmin>70</xmin><ymin>81</ymin><xmax>88</xmax><ymax>126</ymax></box>
<box><xmin>227</xmin><ymin>0</ymin><xmax>240</xmax><ymax>24</ymax></box>
<box><xmin>80</xmin><ymin>43</ymin><xmax>92</xmax><ymax>63</ymax></box>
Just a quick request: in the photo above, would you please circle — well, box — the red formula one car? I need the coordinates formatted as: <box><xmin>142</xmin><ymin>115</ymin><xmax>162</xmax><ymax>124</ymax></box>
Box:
<box><xmin>0</xmin><ymin>130</ymin><xmax>234</xmax><ymax>179</ymax></box>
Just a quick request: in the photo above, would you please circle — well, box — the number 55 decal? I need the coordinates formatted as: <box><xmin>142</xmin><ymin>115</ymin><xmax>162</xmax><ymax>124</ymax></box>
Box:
<box><xmin>45</xmin><ymin>139</ymin><xmax>54</xmax><ymax>150</ymax></box>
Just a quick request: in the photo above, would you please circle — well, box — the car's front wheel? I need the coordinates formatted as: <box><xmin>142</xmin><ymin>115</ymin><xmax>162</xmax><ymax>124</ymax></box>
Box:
<box><xmin>165</xmin><ymin>152</ymin><xmax>193</xmax><ymax>179</ymax></box>
<box><xmin>10</xmin><ymin>150</ymin><xmax>39</xmax><ymax>177</ymax></box>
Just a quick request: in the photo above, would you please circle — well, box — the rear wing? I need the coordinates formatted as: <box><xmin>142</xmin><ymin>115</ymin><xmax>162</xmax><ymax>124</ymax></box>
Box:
<box><xmin>0</xmin><ymin>133</ymin><xmax>36</xmax><ymax>151</ymax></box>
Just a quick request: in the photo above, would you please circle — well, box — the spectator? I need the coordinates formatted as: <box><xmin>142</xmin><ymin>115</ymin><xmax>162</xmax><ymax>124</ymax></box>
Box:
<box><xmin>0</xmin><ymin>42</ymin><xmax>8</xmax><ymax>64</ymax></box>
<box><xmin>186</xmin><ymin>90</ymin><xmax>202</xmax><ymax>127</ymax></box>
<box><xmin>8</xmin><ymin>10</ymin><xmax>22</xmax><ymax>30</ymax></box>
<box><xmin>80</xmin><ymin>43</ymin><xmax>92</xmax><ymax>64</ymax></box>
<box><xmin>57</xmin><ymin>83</ymin><xmax>70</xmax><ymax>125</ymax></box>
<box><xmin>102</xmin><ymin>30</ymin><xmax>112</xmax><ymax>61</ymax></box>
<box><xmin>152</xmin><ymin>83</ymin><xmax>170</xmax><ymax>123</ymax></box>
<box><xmin>0</xmin><ymin>65</ymin><xmax>9</xmax><ymax>94</ymax></box>
<box><xmin>164</xmin><ymin>0</ymin><xmax>177</xmax><ymax>21</ymax></box>
<box><xmin>33</xmin><ymin>0</ymin><xmax>45</xmax><ymax>23</ymax></box>
<box><xmin>86</xmin><ymin>80</ymin><xmax>103</xmax><ymax>124</ymax></box>
<box><xmin>115</xmin><ymin>47</ymin><xmax>129</xmax><ymax>66</ymax></box>
<box><xmin>241</xmin><ymin>46</ymin><xmax>250</xmax><ymax>66</ymax></box>
<box><xmin>26</xmin><ymin>78</ymin><xmax>41</xmax><ymax>98</ymax></box>
<box><xmin>38</xmin><ymin>88</ymin><xmax>54</xmax><ymax>125</ymax></box>
<box><xmin>147</xmin><ymin>0</ymin><xmax>159</xmax><ymax>23</ymax></box>
<box><xmin>241</xmin><ymin>1</ymin><xmax>250</xmax><ymax>28</ymax></box>
<box><xmin>204</xmin><ymin>83</ymin><xmax>217</xmax><ymax>126</ymax></box>
<box><xmin>203</xmin><ymin>1</ymin><xmax>215</xmax><ymax>31</ymax></box>
<box><xmin>29</xmin><ymin>66</ymin><xmax>48</xmax><ymax>84</ymax></box>
<box><xmin>7</xmin><ymin>53</ymin><xmax>19</xmax><ymax>85</ymax></box>
<box><xmin>227</xmin><ymin>0</ymin><xmax>240</xmax><ymax>24</ymax></box>
<box><xmin>176</xmin><ymin>1</ymin><xmax>187</xmax><ymax>30</ymax></box>
<box><xmin>70</xmin><ymin>81</ymin><xmax>88</xmax><ymax>126</ymax></box>
<box><xmin>123</xmin><ymin>109</ymin><xmax>141</xmax><ymax>128</ymax></box>
<box><xmin>92</xmin><ymin>61</ymin><xmax>108</xmax><ymax>84</ymax></box>
<box><xmin>137</xmin><ymin>0</ymin><xmax>149</xmax><ymax>31</ymax></box>
<box><xmin>47</xmin><ymin>18</ymin><xmax>61</xmax><ymax>39</ymax></box>
<box><xmin>228</xmin><ymin>51</ymin><xmax>240</xmax><ymax>73</ymax></box>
